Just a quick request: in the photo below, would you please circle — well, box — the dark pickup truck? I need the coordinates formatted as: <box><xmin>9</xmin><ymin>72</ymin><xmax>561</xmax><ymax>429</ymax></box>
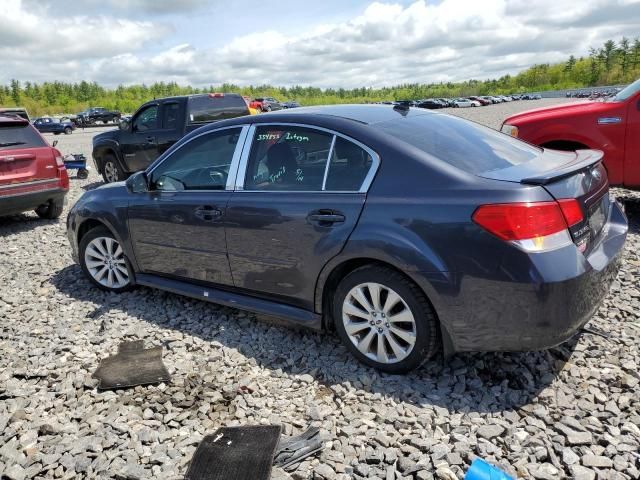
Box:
<box><xmin>77</xmin><ymin>107</ymin><xmax>121</xmax><ymax>125</ymax></box>
<box><xmin>92</xmin><ymin>93</ymin><xmax>251</xmax><ymax>183</ymax></box>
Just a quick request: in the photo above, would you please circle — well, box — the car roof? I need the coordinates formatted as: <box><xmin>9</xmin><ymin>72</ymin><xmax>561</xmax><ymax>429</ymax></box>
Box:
<box><xmin>258</xmin><ymin>104</ymin><xmax>434</xmax><ymax>125</ymax></box>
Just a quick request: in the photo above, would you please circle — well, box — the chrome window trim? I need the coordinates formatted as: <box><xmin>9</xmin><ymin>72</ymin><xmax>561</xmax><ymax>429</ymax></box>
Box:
<box><xmin>146</xmin><ymin>125</ymin><xmax>249</xmax><ymax>193</ymax></box>
<box><xmin>235</xmin><ymin>122</ymin><xmax>380</xmax><ymax>194</ymax></box>
<box><xmin>321</xmin><ymin>135</ymin><xmax>337</xmax><ymax>191</ymax></box>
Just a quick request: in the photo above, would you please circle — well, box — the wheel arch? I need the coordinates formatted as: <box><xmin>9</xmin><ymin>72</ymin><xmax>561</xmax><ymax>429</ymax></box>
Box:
<box><xmin>93</xmin><ymin>142</ymin><xmax>126</xmax><ymax>174</ymax></box>
<box><xmin>316</xmin><ymin>256</ymin><xmax>454</xmax><ymax>356</ymax></box>
<box><xmin>540</xmin><ymin>139</ymin><xmax>591</xmax><ymax>151</ymax></box>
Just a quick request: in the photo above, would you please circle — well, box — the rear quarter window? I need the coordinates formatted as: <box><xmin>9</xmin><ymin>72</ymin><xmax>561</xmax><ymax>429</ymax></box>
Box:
<box><xmin>187</xmin><ymin>95</ymin><xmax>249</xmax><ymax>124</ymax></box>
<box><xmin>374</xmin><ymin>114</ymin><xmax>541</xmax><ymax>174</ymax></box>
<box><xmin>0</xmin><ymin>125</ymin><xmax>47</xmax><ymax>151</ymax></box>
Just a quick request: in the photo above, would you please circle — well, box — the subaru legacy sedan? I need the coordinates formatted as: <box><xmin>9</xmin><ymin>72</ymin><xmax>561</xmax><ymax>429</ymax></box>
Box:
<box><xmin>66</xmin><ymin>105</ymin><xmax>627</xmax><ymax>373</ymax></box>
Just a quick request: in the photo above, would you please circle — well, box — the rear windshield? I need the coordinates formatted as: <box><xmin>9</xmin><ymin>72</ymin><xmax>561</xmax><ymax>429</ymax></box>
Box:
<box><xmin>0</xmin><ymin>125</ymin><xmax>46</xmax><ymax>151</ymax></box>
<box><xmin>374</xmin><ymin>114</ymin><xmax>541</xmax><ymax>174</ymax></box>
<box><xmin>187</xmin><ymin>95</ymin><xmax>249</xmax><ymax>124</ymax></box>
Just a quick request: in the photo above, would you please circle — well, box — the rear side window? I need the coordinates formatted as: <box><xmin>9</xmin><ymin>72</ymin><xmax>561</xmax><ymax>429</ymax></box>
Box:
<box><xmin>374</xmin><ymin>115</ymin><xmax>541</xmax><ymax>174</ymax></box>
<box><xmin>0</xmin><ymin>125</ymin><xmax>47</xmax><ymax>151</ymax></box>
<box><xmin>244</xmin><ymin>126</ymin><xmax>333</xmax><ymax>191</ymax></box>
<box><xmin>325</xmin><ymin>137</ymin><xmax>373</xmax><ymax>191</ymax></box>
<box><xmin>162</xmin><ymin>103</ymin><xmax>180</xmax><ymax>130</ymax></box>
<box><xmin>187</xmin><ymin>95</ymin><xmax>249</xmax><ymax>124</ymax></box>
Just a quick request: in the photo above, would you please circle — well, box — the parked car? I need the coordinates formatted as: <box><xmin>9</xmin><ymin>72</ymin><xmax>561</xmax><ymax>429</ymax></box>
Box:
<box><xmin>250</xmin><ymin>97</ymin><xmax>283</xmax><ymax>112</ymax></box>
<box><xmin>77</xmin><ymin>107</ymin><xmax>121</xmax><ymax>125</ymax></box>
<box><xmin>416</xmin><ymin>99</ymin><xmax>445</xmax><ymax>109</ymax></box>
<box><xmin>68</xmin><ymin>104</ymin><xmax>626</xmax><ymax>373</ymax></box>
<box><xmin>469</xmin><ymin>96</ymin><xmax>491</xmax><ymax>106</ymax></box>
<box><xmin>92</xmin><ymin>93</ymin><xmax>251</xmax><ymax>183</ymax></box>
<box><xmin>33</xmin><ymin>117</ymin><xmax>75</xmax><ymax>135</ymax></box>
<box><xmin>282</xmin><ymin>101</ymin><xmax>301</xmax><ymax>109</ymax></box>
<box><xmin>0</xmin><ymin>107</ymin><xmax>30</xmax><ymax>121</ymax></box>
<box><xmin>451</xmin><ymin>98</ymin><xmax>477</xmax><ymax>108</ymax></box>
<box><xmin>501</xmin><ymin>78</ymin><xmax>640</xmax><ymax>188</ymax></box>
<box><xmin>0</xmin><ymin>115</ymin><xmax>69</xmax><ymax>218</ymax></box>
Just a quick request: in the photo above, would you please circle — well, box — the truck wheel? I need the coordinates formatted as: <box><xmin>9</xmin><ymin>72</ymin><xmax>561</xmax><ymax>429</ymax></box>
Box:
<box><xmin>35</xmin><ymin>197</ymin><xmax>64</xmax><ymax>219</ymax></box>
<box><xmin>102</xmin><ymin>154</ymin><xmax>125</xmax><ymax>183</ymax></box>
<box><xmin>64</xmin><ymin>127</ymin><xmax>72</xmax><ymax>135</ymax></box>
<box><xmin>266</xmin><ymin>106</ymin><xmax>272</xmax><ymax>112</ymax></box>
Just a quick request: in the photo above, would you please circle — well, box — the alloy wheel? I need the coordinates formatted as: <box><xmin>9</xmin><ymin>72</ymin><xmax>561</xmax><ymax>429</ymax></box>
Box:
<box><xmin>84</xmin><ymin>236</ymin><xmax>130</xmax><ymax>289</ymax></box>
<box><xmin>104</xmin><ymin>161</ymin><xmax>118</xmax><ymax>183</ymax></box>
<box><xmin>342</xmin><ymin>282</ymin><xmax>417</xmax><ymax>364</ymax></box>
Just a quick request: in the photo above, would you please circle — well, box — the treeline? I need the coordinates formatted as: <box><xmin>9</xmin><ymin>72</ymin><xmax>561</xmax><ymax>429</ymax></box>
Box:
<box><xmin>1</xmin><ymin>37</ymin><xmax>639</xmax><ymax>116</ymax></box>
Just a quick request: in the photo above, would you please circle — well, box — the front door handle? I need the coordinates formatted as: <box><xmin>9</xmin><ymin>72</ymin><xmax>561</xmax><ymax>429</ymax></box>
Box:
<box><xmin>194</xmin><ymin>205</ymin><xmax>222</xmax><ymax>222</ymax></box>
<box><xmin>307</xmin><ymin>210</ymin><xmax>346</xmax><ymax>226</ymax></box>
<box><xmin>146</xmin><ymin>136</ymin><xmax>155</xmax><ymax>144</ymax></box>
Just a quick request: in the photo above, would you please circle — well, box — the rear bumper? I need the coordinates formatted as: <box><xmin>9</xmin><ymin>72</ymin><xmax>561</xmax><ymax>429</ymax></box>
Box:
<box><xmin>0</xmin><ymin>186</ymin><xmax>67</xmax><ymax>216</ymax></box>
<box><xmin>440</xmin><ymin>200</ymin><xmax>627</xmax><ymax>353</ymax></box>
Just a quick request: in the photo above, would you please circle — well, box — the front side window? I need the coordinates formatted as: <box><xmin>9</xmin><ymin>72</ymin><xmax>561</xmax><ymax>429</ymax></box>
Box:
<box><xmin>324</xmin><ymin>137</ymin><xmax>374</xmax><ymax>191</ymax></box>
<box><xmin>133</xmin><ymin>105</ymin><xmax>159</xmax><ymax>132</ymax></box>
<box><xmin>244</xmin><ymin>126</ymin><xmax>333</xmax><ymax>191</ymax></box>
<box><xmin>150</xmin><ymin>128</ymin><xmax>242</xmax><ymax>191</ymax></box>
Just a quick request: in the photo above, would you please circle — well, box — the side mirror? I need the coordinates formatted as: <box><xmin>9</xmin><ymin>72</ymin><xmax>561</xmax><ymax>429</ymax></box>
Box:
<box><xmin>126</xmin><ymin>171</ymin><xmax>149</xmax><ymax>193</ymax></box>
<box><xmin>52</xmin><ymin>140</ymin><xmax>58</xmax><ymax>148</ymax></box>
<box><xmin>119</xmin><ymin>118</ymin><xmax>131</xmax><ymax>131</ymax></box>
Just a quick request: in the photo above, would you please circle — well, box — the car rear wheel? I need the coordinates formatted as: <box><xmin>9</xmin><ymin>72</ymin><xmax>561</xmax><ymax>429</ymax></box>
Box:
<box><xmin>35</xmin><ymin>197</ymin><xmax>64</xmax><ymax>219</ymax></box>
<box><xmin>80</xmin><ymin>226</ymin><xmax>133</xmax><ymax>292</ymax></box>
<box><xmin>64</xmin><ymin>127</ymin><xmax>72</xmax><ymax>134</ymax></box>
<box><xmin>333</xmin><ymin>265</ymin><xmax>439</xmax><ymax>373</ymax></box>
<box><xmin>102</xmin><ymin>154</ymin><xmax>125</xmax><ymax>183</ymax></box>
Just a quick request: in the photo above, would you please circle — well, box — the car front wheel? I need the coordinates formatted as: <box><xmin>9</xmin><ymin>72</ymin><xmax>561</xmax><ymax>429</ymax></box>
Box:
<box><xmin>102</xmin><ymin>154</ymin><xmax>125</xmax><ymax>183</ymax></box>
<box><xmin>79</xmin><ymin>226</ymin><xmax>133</xmax><ymax>292</ymax></box>
<box><xmin>333</xmin><ymin>265</ymin><xmax>439</xmax><ymax>373</ymax></box>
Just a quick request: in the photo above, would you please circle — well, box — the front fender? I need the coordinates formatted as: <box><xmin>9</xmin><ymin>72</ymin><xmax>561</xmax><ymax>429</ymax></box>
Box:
<box><xmin>93</xmin><ymin>138</ymin><xmax>126</xmax><ymax>173</ymax></box>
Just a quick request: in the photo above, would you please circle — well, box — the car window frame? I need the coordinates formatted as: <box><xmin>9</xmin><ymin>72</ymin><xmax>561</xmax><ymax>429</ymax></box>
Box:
<box><xmin>160</xmin><ymin>101</ymin><xmax>181</xmax><ymax>130</ymax></box>
<box><xmin>234</xmin><ymin>123</ymin><xmax>380</xmax><ymax>194</ymax></box>
<box><xmin>146</xmin><ymin>124</ymin><xmax>250</xmax><ymax>193</ymax></box>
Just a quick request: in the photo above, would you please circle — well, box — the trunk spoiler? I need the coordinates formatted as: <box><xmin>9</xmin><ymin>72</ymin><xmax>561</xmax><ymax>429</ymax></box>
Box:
<box><xmin>520</xmin><ymin>149</ymin><xmax>603</xmax><ymax>186</ymax></box>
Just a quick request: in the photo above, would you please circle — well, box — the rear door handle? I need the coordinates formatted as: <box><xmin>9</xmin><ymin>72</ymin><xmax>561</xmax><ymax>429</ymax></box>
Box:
<box><xmin>307</xmin><ymin>210</ymin><xmax>346</xmax><ymax>225</ymax></box>
<box><xmin>194</xmin><ymin>205</ymin><xmax>222</xmax><ymax>222</ymax></box>
<box><xmin>146</xmin><ymin>136</ymin><xmax>155</xmax><ymax>144</ymax></box>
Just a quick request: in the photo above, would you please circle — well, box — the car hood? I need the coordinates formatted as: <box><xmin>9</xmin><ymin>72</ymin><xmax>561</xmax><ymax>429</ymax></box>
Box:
<box><xmin>94</xmin><ymin>129</ymin><xmax>118</xmax><ymax>143</ymax></box>
<box><xmin>504</xmin><ymin>100</ymin><xmax>622</xmax><ymax>125</ymax></box>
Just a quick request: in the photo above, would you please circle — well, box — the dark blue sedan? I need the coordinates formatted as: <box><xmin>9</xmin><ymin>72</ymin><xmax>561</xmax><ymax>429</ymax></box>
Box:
<box><xmin>33</xmin><ymin>117</ymin><xmax>75</xmax><ymax>135</ymax></box>
<box><xmin>66</xmin><ymin>105</ymin><xmax>627</xmax><ymax>372</ymax></box>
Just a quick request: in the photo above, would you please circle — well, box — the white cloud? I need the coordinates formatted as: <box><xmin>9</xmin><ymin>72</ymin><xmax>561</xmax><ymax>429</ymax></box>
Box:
<box><xmin>2</xmin><ymin>0</ymin><xmax>640</xmax><ymax>88</ymax></box>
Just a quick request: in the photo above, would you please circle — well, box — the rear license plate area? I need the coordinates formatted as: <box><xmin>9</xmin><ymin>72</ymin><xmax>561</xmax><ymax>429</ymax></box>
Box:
<box><xmin>588</xmin><ymin>194</ymin><xmax>608</xmax><ymax>237</ymax></box>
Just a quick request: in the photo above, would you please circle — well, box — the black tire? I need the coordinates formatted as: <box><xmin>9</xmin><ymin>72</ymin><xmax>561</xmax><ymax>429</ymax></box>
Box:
<box><xmin>266</xmin><ymin>106</ymin><xmax>272</xmax><ymax>112</ymax></box>
<box><xmin>35</xmin><ymin>197</ymin><xmax>64</xmax><ymax>219</ymax></box>
<box><xmin>102</xmin><ymin>154</ymin><xmax>126</xmax><ymax>183</ymax></box>
<box><xmin>79</xmin><ymin>226</ymin><xmax>134</xmax><ymax>292</ymax></box>
<box><xmin>77</xmin><ymin>168</ymin><xmax>89</xmax><ymax>179</ymax></box>
<box><xmin>332</xmin><ymin>265</ymin><xmax>439</xmax><ymax>373</ymax></box>
<box><xmin>64</xmin><ymin>127</ymin><xmax>72</xmax><ymax>135</ymax></box>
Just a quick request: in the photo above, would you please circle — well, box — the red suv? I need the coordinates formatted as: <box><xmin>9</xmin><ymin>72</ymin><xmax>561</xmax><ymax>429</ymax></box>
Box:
<box><xmin>0</xmin><ymin>115</ymin><xmax>69</xmax><ymax>218</ymax></box>
<box><xmin>501</xmin><ymin>78</ymin><xmax>640</xmax><ymax>188</ymax></box>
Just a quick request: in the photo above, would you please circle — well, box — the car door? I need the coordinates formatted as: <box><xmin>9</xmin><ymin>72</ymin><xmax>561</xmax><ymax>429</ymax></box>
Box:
<box><xmin>128</xmin><ymin>126</ymin><xmax>248</xmax><ymax>285</ymax></box>
<box><xmin>120</xmin><ymin>104</ymin><xmax>161</xmax><ymax>172</ymax></box>
<box><xmin>225</xmin><ymin>124</ymin><xmax>378</xmax><ymax>310</ymax></box>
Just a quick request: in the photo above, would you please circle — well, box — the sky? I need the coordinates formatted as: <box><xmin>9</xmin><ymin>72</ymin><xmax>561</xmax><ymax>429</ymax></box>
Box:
<box><xmin>1</xmin><ymin>0</ymin><xmax>639</xmax><ymax>89</ymax></box>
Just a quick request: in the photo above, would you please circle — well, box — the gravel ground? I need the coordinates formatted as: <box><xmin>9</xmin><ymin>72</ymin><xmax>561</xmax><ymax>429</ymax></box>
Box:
<box><xmin>1</xmin><ymin>100</ymin><xmax>638</xmax><ymax>480</ymax></box>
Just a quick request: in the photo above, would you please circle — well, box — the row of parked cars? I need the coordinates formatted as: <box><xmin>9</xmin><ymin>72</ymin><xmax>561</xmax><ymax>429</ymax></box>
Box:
<box><xmin>2</xmin><ymin>78</ymin><xmax>639</xmax><ymax>371</ymax></box>
<box><xmin>379</xmin><ymin>93</ymin><xmax>543</xmax><ymax>109</ymax></box>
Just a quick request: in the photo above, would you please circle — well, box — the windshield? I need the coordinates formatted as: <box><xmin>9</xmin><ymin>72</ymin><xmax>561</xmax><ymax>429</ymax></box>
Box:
<box><xmin>610</xmin><ymin>78</ymin><xmax>640</xmax><ymax>101</ymax></box>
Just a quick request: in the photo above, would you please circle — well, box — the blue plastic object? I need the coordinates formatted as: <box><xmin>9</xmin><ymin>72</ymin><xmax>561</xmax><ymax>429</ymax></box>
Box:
<box><xmin>465</xmin><ymin>458</ymin><xmax>514</xmax><ymax>480</ymax></box>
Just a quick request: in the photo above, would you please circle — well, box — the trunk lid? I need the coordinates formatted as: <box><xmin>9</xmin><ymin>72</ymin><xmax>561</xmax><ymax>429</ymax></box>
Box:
<box><xmin>0</xmin><ymin>120</ymin><xmax>58</xmax><ymax>187</ymax></box>
<box><xmin>480</xmin><ymin>148</ymin><xmax>610</xmax><ymax>254</ymax></box>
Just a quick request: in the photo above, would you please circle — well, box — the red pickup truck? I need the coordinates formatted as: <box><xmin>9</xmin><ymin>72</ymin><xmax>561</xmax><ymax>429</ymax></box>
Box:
<box><xmin>501</xmin><ymin>78</ymin><xmax>640</xmax><ymax>187</ymax></box>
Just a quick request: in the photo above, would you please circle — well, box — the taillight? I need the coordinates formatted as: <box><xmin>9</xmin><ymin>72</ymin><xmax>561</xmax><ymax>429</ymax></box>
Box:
<box><xmin>557</xmin><ymin>198</ymin><xmax>583</xmax><ymax>227</ymax></box>
<box><xmin>208</xmin><ymin>93</ymin><xmax>224</xmax><ymax>98</ymax></box>
<box><xmin>472</xmin><ymin>200</ymin><xmax>583</xmax><ymax>252</ymax></box>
